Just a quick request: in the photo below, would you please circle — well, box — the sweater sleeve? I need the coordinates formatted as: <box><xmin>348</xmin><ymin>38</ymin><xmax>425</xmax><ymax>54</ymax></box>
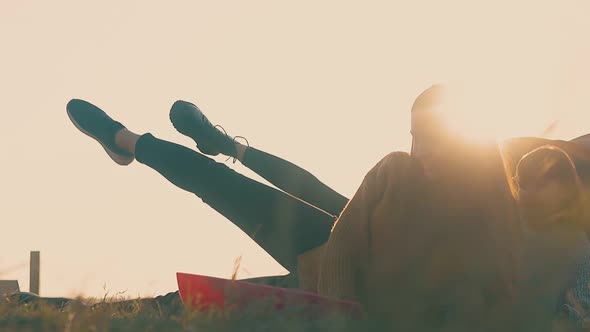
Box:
<box><xmin>316</xmin><ymin>177</ymin><xmax>372</xmax><ymax>300</ymax></box>
<box><xmin>317</xmin><ymin>152</ymin><xmax>412</xmax><ymax>300</ymax></box>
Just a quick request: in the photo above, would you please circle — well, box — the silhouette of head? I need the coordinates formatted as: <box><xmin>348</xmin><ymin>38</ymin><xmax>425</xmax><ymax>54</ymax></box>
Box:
<box><xmin>410</xmin><ymin>84</ymin><xmax>455</xmax><ymax>179</ymax></box>
<box><xmin>514</xmin><ymin>146</ymin><xmax>586</xmax><ymax>230</ymax></box>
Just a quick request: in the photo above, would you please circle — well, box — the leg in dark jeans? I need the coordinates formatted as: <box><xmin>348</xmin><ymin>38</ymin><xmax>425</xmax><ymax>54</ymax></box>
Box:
<box><xmin>135</xmin><ymin>134</ymin><xmax>335</xmax><ymax>272</ymax></box>
<box><xmin>168</xmin><ymin>99</ymin><xmax>348</xmax><ymax>216</ymax></box>
<box><xmin>242</xmin><ymin>147</ymin><xmax>349</xmax><ymax>218</ymax></box>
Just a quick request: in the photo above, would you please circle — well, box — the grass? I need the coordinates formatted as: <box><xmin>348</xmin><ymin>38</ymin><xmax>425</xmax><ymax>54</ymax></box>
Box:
<box><xmin>0</xmin><ymin>257</ymin><xmax>365</xmax><ymax>331</ymax></box>
<box><xmin>0</xmin><ymin>293</ymin><xmax>363</xmax><ymax>332</ymax></box>
<box><xmin>3</xmin><ymin>294</ymin><xmax>590</xmax><ymax>332</ymax></box>
<box><xmin>1</xmin><ymin>267</ymin><xmax>588</xmax><ymax>332</ymax></box>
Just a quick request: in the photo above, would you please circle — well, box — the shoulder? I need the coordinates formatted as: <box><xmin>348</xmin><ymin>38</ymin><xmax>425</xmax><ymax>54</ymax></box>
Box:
<box><xmin>379</xmin><ymin>151</ymin><xmax>412</xmax><ymax>164</ymax></box>
<box><xmin>363</xmin><ymin>151</ymin><xmax>423</xmax><ymax>191</ymax></box>
<box><xmin>370</xmin><ymin>151</ymin><xmax>420</xmax><ymax>175</ymax></box>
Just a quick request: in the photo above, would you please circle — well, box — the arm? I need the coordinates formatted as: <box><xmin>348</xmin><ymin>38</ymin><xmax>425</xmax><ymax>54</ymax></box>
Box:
<box><xmin>316</xmin><ymin>173</ymin><xmax>373</xmax><ymax>300</ymax></box>
<box><xmin>560</xmin><ymin>255</ymin><xmax>590</xmax><ymax>324</ymax></box>
<box><xmin>317</xmin><ymin>152</ymin><xmax>417</xmax><ymax>300</ymax></box>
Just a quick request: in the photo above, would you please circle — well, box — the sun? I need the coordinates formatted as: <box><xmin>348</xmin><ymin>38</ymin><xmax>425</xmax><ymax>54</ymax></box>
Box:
<box><xmin>436</xmin><ymin>84</ymin><xmax>556</xmax><ymax>144</ymax></box>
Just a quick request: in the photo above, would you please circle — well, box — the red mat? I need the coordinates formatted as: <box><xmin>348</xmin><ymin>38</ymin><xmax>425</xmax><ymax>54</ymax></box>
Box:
<box><xmin>176</xmin><ymin>272</ymin><xmax>363</xmax><ymax>318</ymax></box>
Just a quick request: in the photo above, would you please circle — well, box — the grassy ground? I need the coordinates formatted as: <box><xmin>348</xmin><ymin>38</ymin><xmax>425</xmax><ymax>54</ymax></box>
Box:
<box><xmin>0</xmin><ymin>295</ymin><xmax>364</xmax><ymax>332</ymax></box>
<box><xmin>2</xmin><ymin>293</ymin><xmax>587</xmax><ymax>331</ymax></box>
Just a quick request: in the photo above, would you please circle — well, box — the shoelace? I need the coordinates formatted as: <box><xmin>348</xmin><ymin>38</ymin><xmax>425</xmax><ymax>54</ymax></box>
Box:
<box><xmin>214</xmin><ymin>124</ymin><xmax>250</xmax><ymax>164</ymax></box>
<box><xmin>230</xmin><ymin>135</ymin><xmax>250</xmax><ymax>164</ymax></box>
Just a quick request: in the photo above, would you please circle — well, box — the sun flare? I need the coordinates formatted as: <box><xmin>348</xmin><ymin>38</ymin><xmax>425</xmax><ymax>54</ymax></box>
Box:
<box><xmin>436</xmin><ymin>83</ymin><xmax>558</xmax><ymax>144</ymax></box>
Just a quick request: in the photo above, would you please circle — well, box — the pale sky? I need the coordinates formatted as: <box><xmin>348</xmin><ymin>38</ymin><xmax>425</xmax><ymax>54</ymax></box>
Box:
<box><xmin>1</xmin><ymin>0</ymin><xmax>589</xmax><ymax>298</ymax></box>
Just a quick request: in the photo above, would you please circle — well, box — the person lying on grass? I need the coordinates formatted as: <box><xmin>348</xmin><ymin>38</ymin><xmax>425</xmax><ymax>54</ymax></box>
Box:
<box><xmin>317</xmin><ymin>87</ymin><xmax>590</xmax><ymax>331</ymax></box>
<box><xmin>318</xmin><ymin>86</ymin><xmax>525</xmax><ymax>331</ymax></box>
<box><xmin>12</xmin><ymin>84</ymin><xmax>590</xmax><ymax>324</ymax></box>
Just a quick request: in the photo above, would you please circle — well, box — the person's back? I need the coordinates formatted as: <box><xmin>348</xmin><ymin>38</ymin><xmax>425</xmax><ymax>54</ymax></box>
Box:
<box><xmin>319</xmin><ymin>145</ymin><xmax>523</xmax><ymax>331</ymax></box>
<box><xmin>318</xmin><ymin>84</ymin><xmax>528</xmax><ymax>330</ymax></box>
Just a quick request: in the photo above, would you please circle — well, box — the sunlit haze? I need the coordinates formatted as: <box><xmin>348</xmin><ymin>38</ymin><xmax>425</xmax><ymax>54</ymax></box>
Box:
<box><xmin>1</xmin><ymin>1</ymin><xmax>589</xmax><ymax>298</ymax></box>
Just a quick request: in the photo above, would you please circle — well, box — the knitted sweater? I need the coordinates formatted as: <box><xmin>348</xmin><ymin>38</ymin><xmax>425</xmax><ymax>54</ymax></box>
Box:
<box><xmin>296</xmin><ymin>152</ymin><xmax>421</xmax><ymax>294</ymax></box>
<box><xmin>313</xmin><ymin>148</ymin><xmax>525</xmax><ymax>331</ymax></box>
<box><xmin>302</xmin><ymin>138</ymin><xmax>590</xmax><ymax>297</ymax></box>
<box><xmin>297</xmin><ymin>137</ymin><xmax>590</xmax><ymax>329</ymax></box>
<box><xmin>316</xmin><ymin>151</ymin><xmax>422</xmax><ymax>301</ymax></box>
